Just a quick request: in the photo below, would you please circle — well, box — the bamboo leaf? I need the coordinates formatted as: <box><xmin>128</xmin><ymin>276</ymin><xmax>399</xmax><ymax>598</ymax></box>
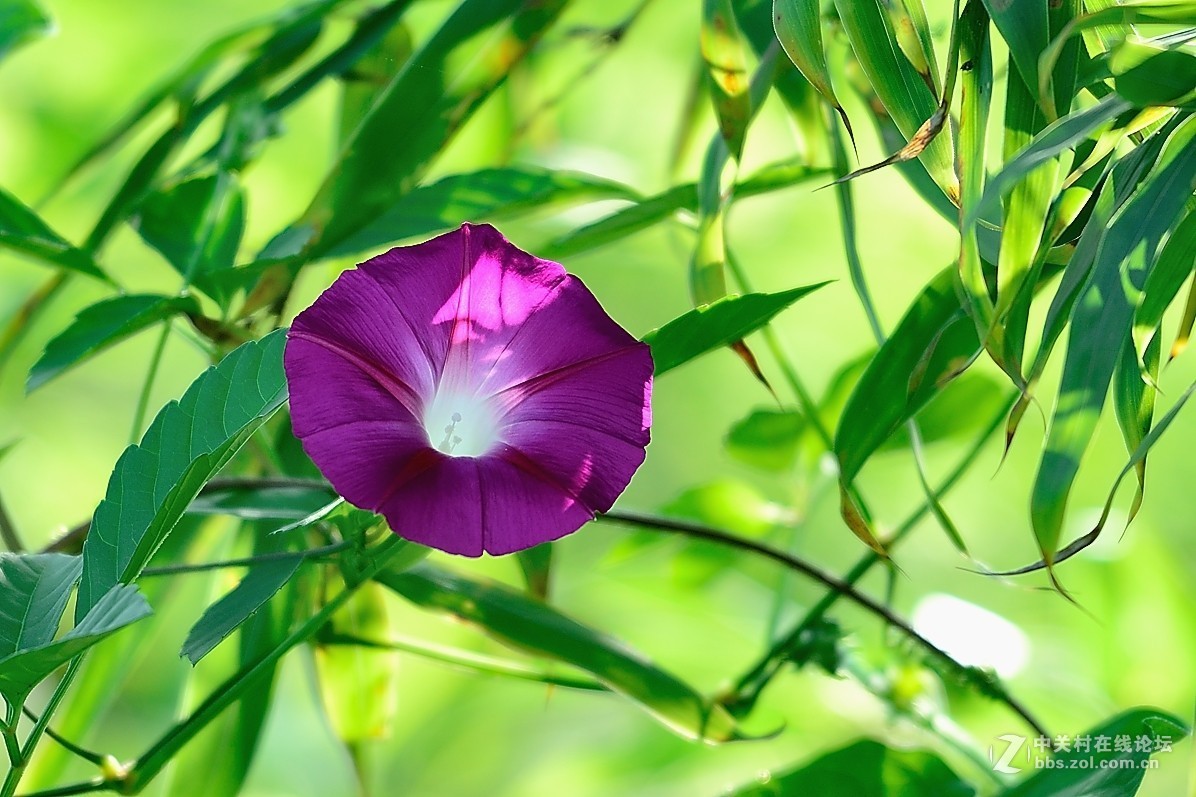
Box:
<box><xmin>773</xmin><ymin>0</ymin><xmax>851</xmax><ymax>136</ymax></box>
<box><xmin>1133</xmin><ymin>208</ymin><xmax>1196</xmax><ymax>369</ymax></box>
<box><xmin>76</xmin><ymin>331</ymin><xmax>289</xmax><ymax>621</ymax></box>
<box><xmin>833</xmin><ymin>0</ymin><xmax>959</xmax><ymax>201</ymax></box>
<box><xmin>643</xmin><ymin>284</ymin><xmax>830</xmax><ymax>376</ymax></box>
<box><xmin>377</xmin><ymin>563</ymin><xmax>749</xmax><ymax>742</ymax></box>
<box><xmin>702</xmin><ymin>0</ymin><xmax>752</xmax><ymax>160</ymax></box>
<box><xmin>1031</xmin><ymin>117</ymin><xmax>1196</xmax><ymax>565</ymax></box>
<box><xmin>27</xmin><ymin>294</ymin><xmax>200</xmax><ymax>392</ymax></box>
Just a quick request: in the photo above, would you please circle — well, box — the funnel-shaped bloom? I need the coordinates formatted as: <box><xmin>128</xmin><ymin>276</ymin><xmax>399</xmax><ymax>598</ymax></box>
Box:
<box><xmin>285</xmin><ymin>223</ymin><xmax>652</xmax><ymax>556</ymax></box>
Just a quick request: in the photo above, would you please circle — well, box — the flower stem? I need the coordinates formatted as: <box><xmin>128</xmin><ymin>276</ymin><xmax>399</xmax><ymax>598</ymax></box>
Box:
<box><xmin>1</xmin><ymin>659</ymin><xmax>84</xmax><ymax>797</ymax></box>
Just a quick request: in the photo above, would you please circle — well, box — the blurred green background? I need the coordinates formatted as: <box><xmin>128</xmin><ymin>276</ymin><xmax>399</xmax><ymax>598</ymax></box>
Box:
<box><xmin>1</xmin><ymin>0</ymin><xmax>1193</xmax><ymax>795</ymax></box>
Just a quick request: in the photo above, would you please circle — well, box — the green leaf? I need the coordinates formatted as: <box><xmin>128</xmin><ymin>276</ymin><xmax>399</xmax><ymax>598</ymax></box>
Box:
<box><xmin>725</xmin><ymin>408</ymin><xmax>805</xmax><ymax>471</ymax></box>
<box><xmin>999</xmin><ymin>708</ymin><xmax>1188</xmax><ymax>797</ymax></box>
<box><xmin>0</xmin><ymin>186</ymin><xmax>109</xmax><ymax>280</ymax></box>
<box><xmin>701</xmin><ymin>0</ymin><xmax>752</xmax><ymax>161</ymax></box>
<box><xmin>774</xmin><ymin>0</ymin><xmax>850</xmax><ymax>135</ymax></box>
<box><xmin>188</xmin><ymin>482</ymin><xmax>336</xmax><ymax>522</ymax></box>
<box><xmin>1111</xmin><ymin>38</ymin><xmax>1196</xmax><ymax>106</ymax></box>
<box><xmin>544</xmin><ymin>160</ymin><xmax>827</xmax><ymax>258</ymax></box>
<box><xmin>315</xmin><ymin>580</ymin><xmax>398</xmax><ymax>741</ymax></box>
<box><xmin>835</xmin><ymin>267</ymin><xmax>977</xmax><ymax>486</ymax></box>
<box><xmin>1133</xmin><ymin>208</ymin><xmax>1196</xmax><ymax>368</ymax></box>
<box><xmin>135</xmin><ymin>174</ymin><xmax>245</xmax><ymax>290</ymax></box>
<box><xmin>326</xmin><ymin>167</ymin><xmax>637</xmax><ymax>259</ymax></box>
<box><xmin>514</xmin><ymin>543</ymin><xmax>553</xmax><ymax>600</ymax></box>
<box><xmin>0</xmin><ymin>553</ymin><xmax>82</xmax><ymax>658</ymax></box>
<box><xmin>663</xmin><ymin>480</ymin><xmax>782</xmax><ymax>537</ymax></box>
<box><xmin>1031</xmin><ymin>117</ymin><xmax>1196</xmax><ymax>564</ymax></box>
<box><xmin>832</xmin><ymin>0</ymin><xmax>959</xmax><ymax>201</ymax></box>
<box><xmin>643</xmin><ymin>284</ymin><xmax>829</xmax><ymax>375</ymax></box>
<box><xmin>181</xmin><ymin>556</ymin><xmax>302</xmax><ymax>665</ymax></box>
<box><xmin>76</xmin><ymin>330</ymin><xmax>289</xmax><ymax>621</ymax></box>
<box><xmin>729</xmin><ymin>738</ymin><xmax>974</xmax><ymax>796</ymax></box>
<box><xmin>982</xmin><ymin>0</ymin><xmax>1049</xmax><ymax>114</ymax></box>
<box><xmin>27</xmin><ymin>293</ymin><xmax>200</xmax><ymax>392</ymax></box>
<box><xmin>300</xmin><ymin>0</ymin><xmax>568</xmax><ymax>255</ymax></box>
<box><xmin>884</xmin><ymin>373</ymin><xmax>1007</xmax><ymax>450</ymax></box>
<box><xmin>0</xmin><ymin>583</ymin><xmax>151</xmax><ymax>701</ymax></box>
<box><xmin>0</xmin><ymin>0</ymin><xmax>51</xmax><ymax>62</ymax></box>
<box><xmin>377</xmin><ymin>562</ymin><xmax>748</xmax><ymax>742</ymax></box>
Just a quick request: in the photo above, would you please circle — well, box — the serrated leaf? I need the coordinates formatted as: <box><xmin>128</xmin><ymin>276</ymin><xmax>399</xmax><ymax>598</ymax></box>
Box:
<box><xmin>181</xmin><ymin>556</ymin><xmax>302</xmax><ymax>665</ymax></box>
<box><xmin>0</xmin><ymin>553</ymin><xmax>82</xmax><ymax>657</ymax></box>
<box><xmin>298</xmin><ymin>0</ymin><xmax>568</xmax><ymax>256</ymax></box>
<box><xmin>0</xmin><ymin>583</ymin><xmax>150</xmax><ymax>700</ymax></box>
<box><xmin>27</xmin><ymin>294</ymin><xmax>199</xmax><ymax>392</ymax></box>
<box><xmin>643</xmin><ymin>283</ymin><xmax>829</xmax><ymax>375</ymax></box>
<box><xmin>76</xmin><ymin>331</ymin><xmax>289</xmax><ymax>621</ymax></box>
<box><xmin>998</xmin><ymin>708</ymin><xmax>1187</xmax><ymax>797</ymax></box>
<box><xmin>0</xmin><ymin>0</ymin><xmax>51</xmax><ymax>62</ymax></box>
<box><xmin>0</xmin><ymin>186</ymin><xmax>108</xmax><ymax>280</ymax></box>
<box><xmin>1031</xmin><ymin>118</ymin><xmax>1196</xmax><ymax>564</ymax></box>
<box><xmin>377</xmin><ymin>562</ymin><xmax>748</xmax><ymax>743</ymax></box>
<box><xmin>730</xmin><ymin>738</ymin><xmax>974</xmax><ymax>796</ymax></box>
<box><xmin>326</xmin><ymin>167</ymin><xmax>637</xmax><ymax>259</ymax></box>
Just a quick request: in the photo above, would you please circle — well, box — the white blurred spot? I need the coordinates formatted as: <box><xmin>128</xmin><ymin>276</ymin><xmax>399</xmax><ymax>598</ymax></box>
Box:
<box><xmin>911</xmin><ymin>593</ymin><xmax>1029</xmax><ymax>678</ymax></box>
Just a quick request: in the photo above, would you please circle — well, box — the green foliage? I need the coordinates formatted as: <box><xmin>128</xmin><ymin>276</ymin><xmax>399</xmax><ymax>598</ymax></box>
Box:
<box><xmin>643</xmin><ymin>284</ymin><xmax>829</xmax><ymax>375</ymax></box>
<box><xmin>729</xmin><ymin>738</ymin><xmax>974</xmax><ymax>796</ymax></box>
<box><xmin>2</xmin><ymin>0</ymin><xmax>1195</xmax><ymax>794</ymax></box>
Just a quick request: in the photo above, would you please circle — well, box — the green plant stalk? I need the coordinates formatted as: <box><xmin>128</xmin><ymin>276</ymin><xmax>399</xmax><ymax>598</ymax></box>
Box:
<box><xmin>123</xmin><ymin>536</ymin><xmax>407</xmax><ymax>792</ymax></box>
<box><xmin>2</xmin><ymin>658</ymin><xmax>84</xmax><ymax>797</ymax></box>
<box><xmin>127</xmin><ymin>323</ymin><xmax>172</xmax><ymax>445</ymax></box>
<box><xmin>726</xmin><ymin>394</ymin><xmax>1014</xmax><ymax>713</ymax></box>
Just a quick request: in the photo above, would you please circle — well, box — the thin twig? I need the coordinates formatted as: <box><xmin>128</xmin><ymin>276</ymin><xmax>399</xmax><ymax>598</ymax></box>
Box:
<box><xmin>599</xmin><ymin>509</ymin><xmax>1050</xmax><ymax>741</ymax></box>
<box><xmin>18</xmin><ymin>708</ymin><xmax>103</xmax><ymax>766</ymax></box>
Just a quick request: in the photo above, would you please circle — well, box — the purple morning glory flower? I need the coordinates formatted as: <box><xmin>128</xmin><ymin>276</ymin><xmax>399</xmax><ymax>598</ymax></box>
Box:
<box><xmin>284</xmin><ymin>223</ymin><xmax>653</xmax><ymax>556</ymax></box>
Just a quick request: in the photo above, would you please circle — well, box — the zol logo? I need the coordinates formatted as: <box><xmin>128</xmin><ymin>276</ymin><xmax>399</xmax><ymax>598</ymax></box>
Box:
<box><xmin>989</xmin><ymin>734</ymin><xmax>1027</xmax><ymax>774</ymax></box>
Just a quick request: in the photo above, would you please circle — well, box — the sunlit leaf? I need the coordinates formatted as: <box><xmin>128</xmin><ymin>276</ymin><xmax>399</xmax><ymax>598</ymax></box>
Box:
<box><xmin>76</xmin><ymin>331</ymin><xmax>289</xmax><ymax>621</ymax></box>
<box><xmin>643</xmin><ymin>283</ymin><xmax>830</xmax><ymax>376</ymax></box>
<box><xmin>1031</xmin><ymin>118</ymin><xmax>1196</xmax><ymax>565</ymax></box>
<box><xmin>1110</xmin><ymin>37</ymin><xmax>1196</xmax><ymax>106</ymax></box>
<box><xmin>773</xmin><ymin>0</ymin><xmax>850</xmax><ymax>136</ymax></box>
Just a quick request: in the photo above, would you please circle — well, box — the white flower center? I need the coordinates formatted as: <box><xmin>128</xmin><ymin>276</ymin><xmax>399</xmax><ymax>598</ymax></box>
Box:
<box><xmin>423</xmin><ymin>389</ymin><xmax>500</xmax><ymax>457</ymax></box>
